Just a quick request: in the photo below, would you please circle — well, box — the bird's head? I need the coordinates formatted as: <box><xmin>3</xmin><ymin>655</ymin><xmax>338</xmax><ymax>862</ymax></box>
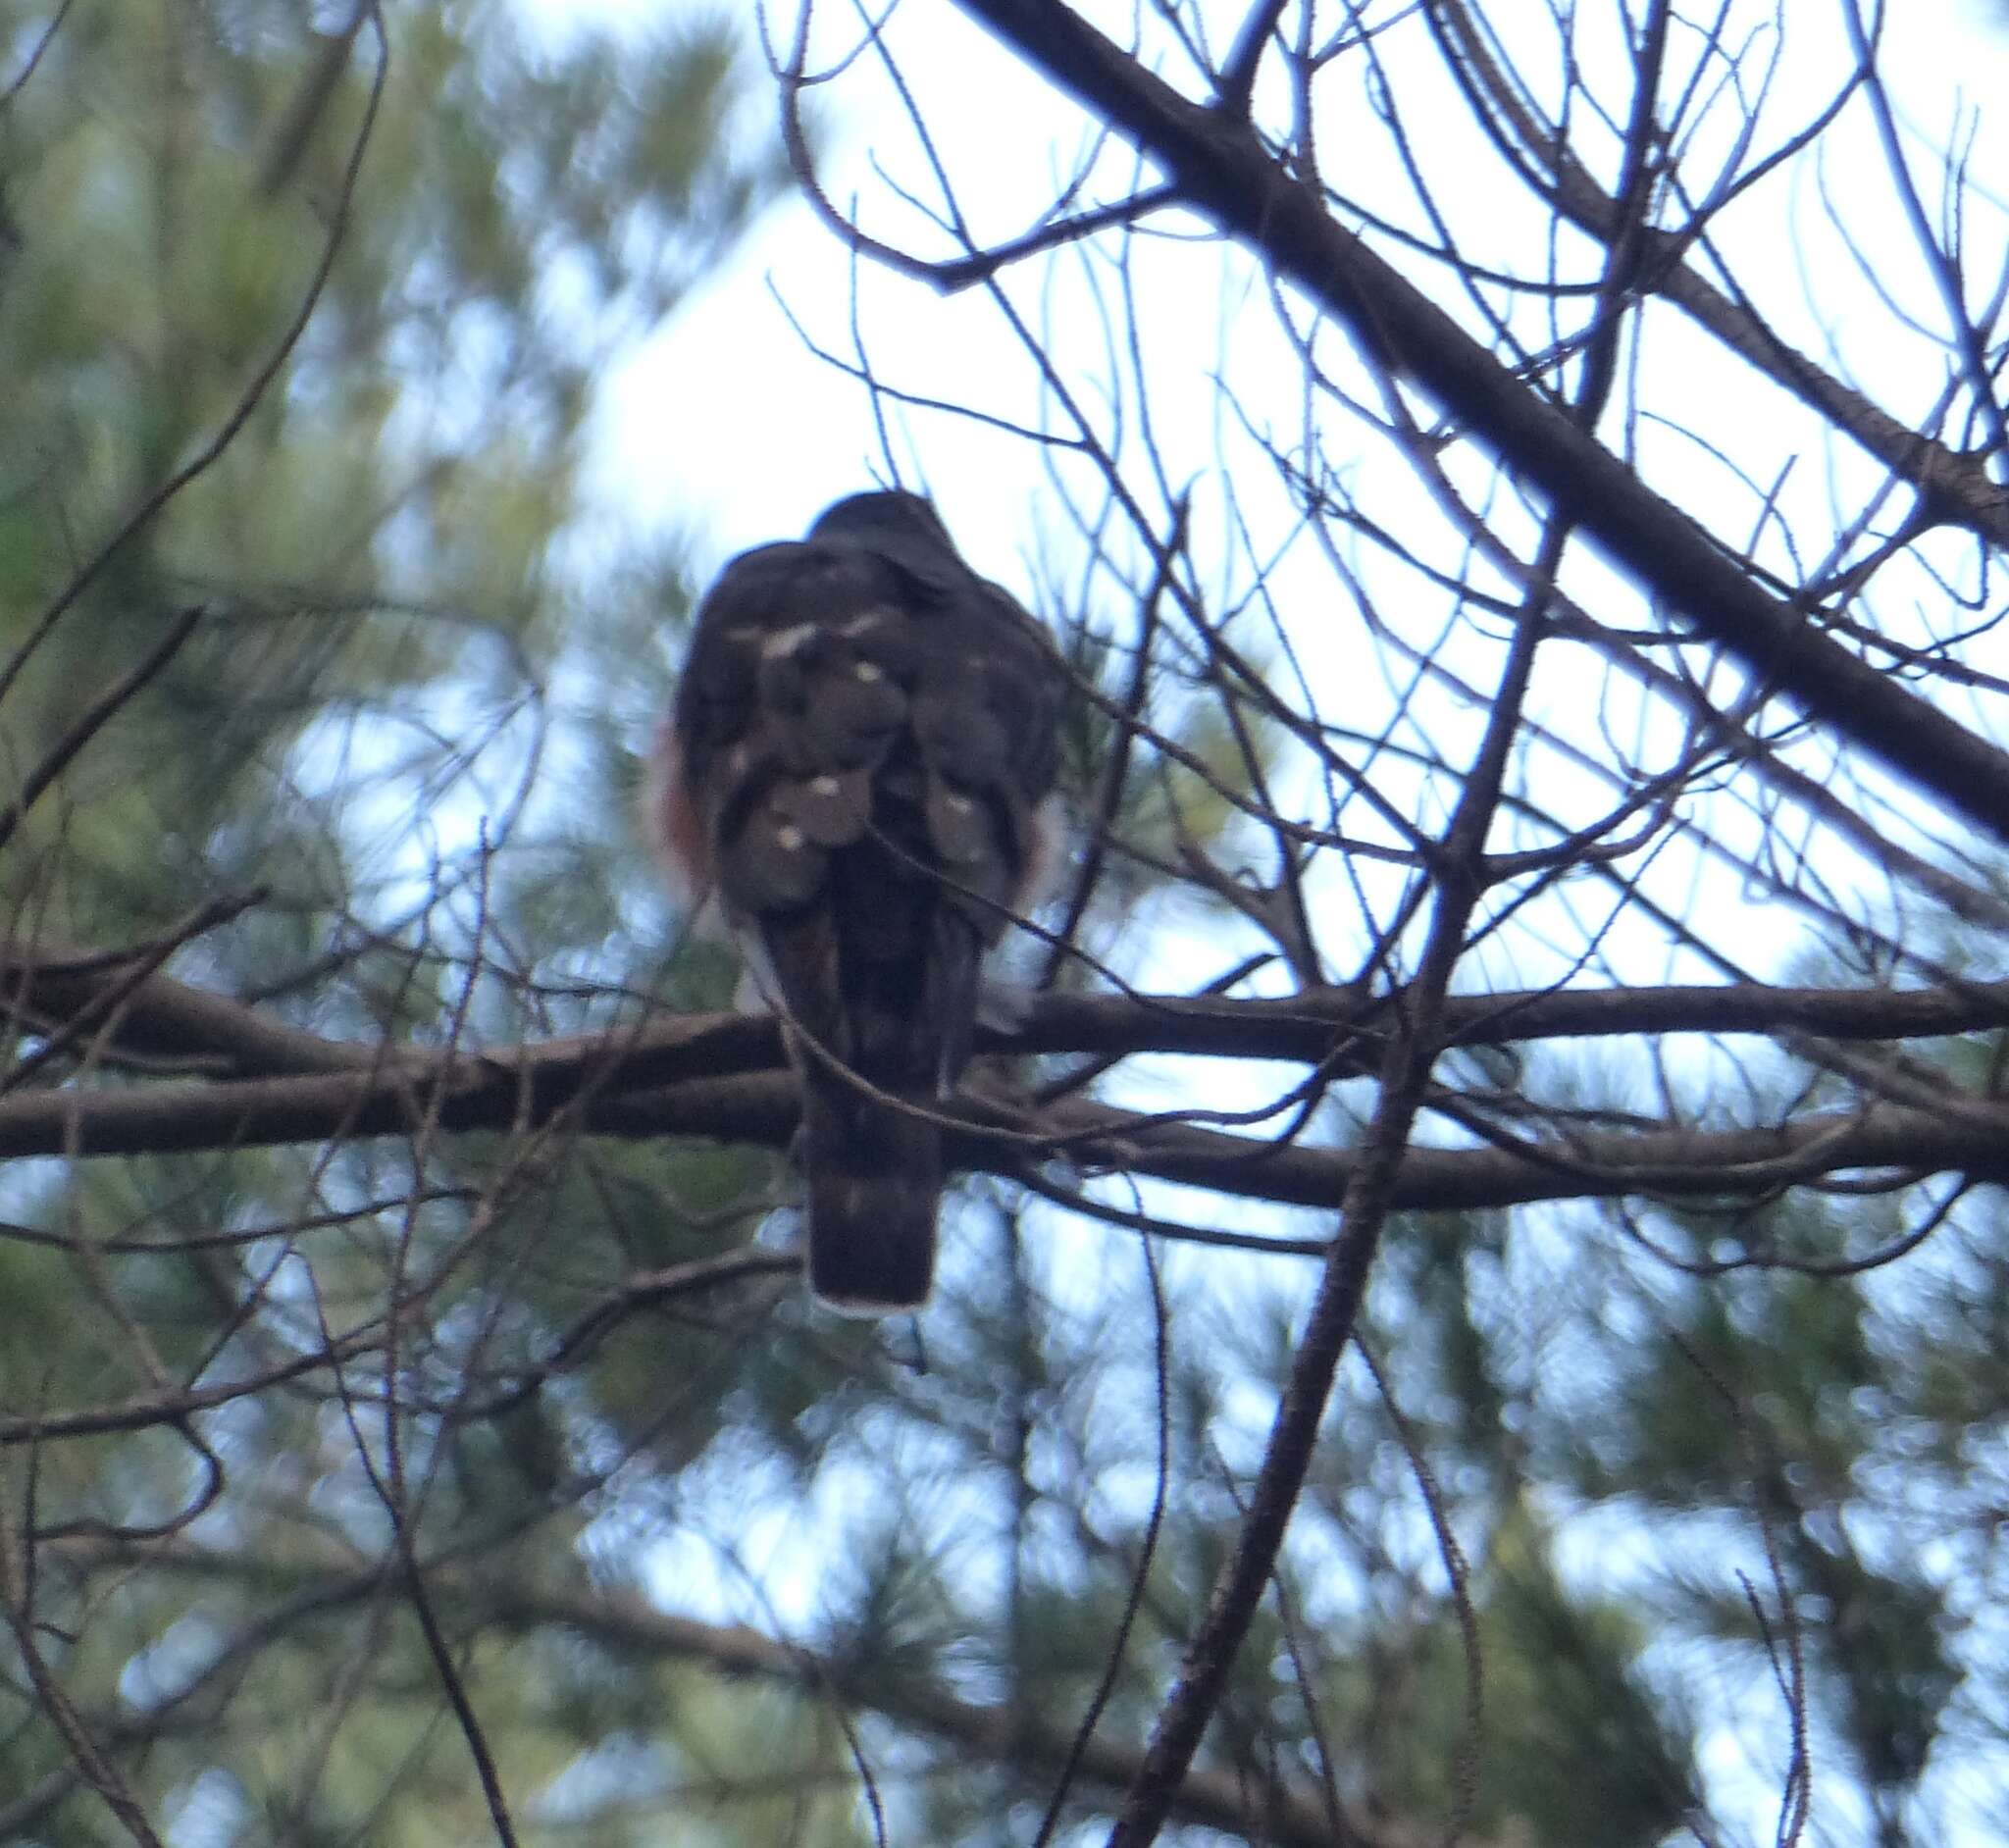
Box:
<box><xmin>808</xmin><ymin>489</ymin><xmax>953</xmax><ymax>552</ymax></box>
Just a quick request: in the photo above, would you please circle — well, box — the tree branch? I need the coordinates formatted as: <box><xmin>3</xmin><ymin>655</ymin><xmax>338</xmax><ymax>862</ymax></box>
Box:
<box><xmin>948</xmin><ymin>0</ymin><xmax>2009</xmax><ymax>846</ymax></box>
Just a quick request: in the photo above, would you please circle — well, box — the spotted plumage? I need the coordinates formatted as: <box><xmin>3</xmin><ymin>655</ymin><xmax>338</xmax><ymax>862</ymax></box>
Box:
<box><xmin>651</xmin><ymin>491</ymin><xmax>1066</xmax><ymax>1311</ymax></box>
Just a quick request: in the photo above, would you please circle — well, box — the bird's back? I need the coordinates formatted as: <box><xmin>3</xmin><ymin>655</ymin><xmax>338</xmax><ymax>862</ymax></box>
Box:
<box><xmin>657</xmin><ymin>498</ymin><xmax>1063</xmax><ymax>1310</ymax></box>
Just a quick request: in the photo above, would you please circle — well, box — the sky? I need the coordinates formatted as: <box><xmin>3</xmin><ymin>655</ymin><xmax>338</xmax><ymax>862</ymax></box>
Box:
<box><xmin>586</xmin><ymin>0</ymin><xmax>1270</xmax><ymax>578</ymax></box>
<box><xmin>581</xmin><ymin>0</ymin><xmax>2009</xmax><ymax>1023</ymax></box>
<box><xmin>591</xmin><ymin>0</ymin><xmax>2009</xmax><ymax>578</ymax></box>
<box><xmin>585</xmin><ymin>0</ymin><xmax>2009</xmax><ymax>986</ymax></box>
<box><xmin>545</xmin><ymin>2</ymin><xmax>2009</xmax><ymax>1839</ymax></box>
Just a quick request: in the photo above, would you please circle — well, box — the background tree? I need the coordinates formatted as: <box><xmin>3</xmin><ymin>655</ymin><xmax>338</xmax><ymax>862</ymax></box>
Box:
<box><xmin>6</xmin><ymin>3</ymin><xmax>2009</xmax><ymax>1847</ymax></box>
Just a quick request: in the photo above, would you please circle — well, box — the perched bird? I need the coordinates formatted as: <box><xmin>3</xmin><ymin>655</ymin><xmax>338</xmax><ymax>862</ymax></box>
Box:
<box><xmin>651</xmin><ymin>491</ymin><xmax>1066</xmax><ymax>1312</ymax></box>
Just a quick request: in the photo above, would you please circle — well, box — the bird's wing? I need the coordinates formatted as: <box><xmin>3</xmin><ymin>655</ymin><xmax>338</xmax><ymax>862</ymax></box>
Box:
<box><xmin>659</xmin><ymin>540</ymin><xmax>907</xmax><ymax>923</ymax></box>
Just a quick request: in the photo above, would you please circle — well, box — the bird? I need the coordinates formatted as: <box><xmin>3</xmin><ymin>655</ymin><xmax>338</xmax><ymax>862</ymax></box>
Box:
<box><xmin>649</xmin><ymin>490</ymin><xmax>1066</xmax><ymax>1313</ymax></box>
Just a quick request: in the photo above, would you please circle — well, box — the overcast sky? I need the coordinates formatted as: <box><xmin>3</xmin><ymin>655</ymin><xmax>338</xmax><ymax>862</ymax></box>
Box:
<box><xmin>585</xmin><ymin>0</ymin><xmax>2009</xmax><ymax>584</ymax></box>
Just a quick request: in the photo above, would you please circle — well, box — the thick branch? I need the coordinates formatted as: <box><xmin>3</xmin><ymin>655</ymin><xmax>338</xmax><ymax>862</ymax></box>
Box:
<box><xmin>1006</xmin><ymin>1094</ymin><xmax>2009</xmax><ymax>1216</ymax></box>
<box><xmin>13</xmin><ymin>944</ymin><xmax>2009</xmax><ymax>1216</ymax></box>
<box><xmin>949</xmin><ymin>0</ymin><xmax>2009</xmax><ymax>844</ymax></box>
<box><xmin>1425</xmin><ymin>0</ymin><xmax>2009</xmax><ymax>548</ymax></box>
<box><xmin>11</xmin><ymin>939</ymin><xmax>2009</xmax><ymax>1085</ymax></box>
<box><xmin>6</xmin><ymin>1040</ymin><xmax>2008</xmax><ymax>1221</ymax></box>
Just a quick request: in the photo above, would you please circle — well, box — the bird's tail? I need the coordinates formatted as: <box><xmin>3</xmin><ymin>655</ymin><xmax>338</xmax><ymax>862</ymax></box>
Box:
<box><xmin>798</xmin><ymin>1057</ymin><xmax>941</xmax><ymax>1314</ymax></box>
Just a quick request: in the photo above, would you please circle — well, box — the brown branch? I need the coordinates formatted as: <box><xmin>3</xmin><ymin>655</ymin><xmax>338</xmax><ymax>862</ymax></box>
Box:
<box><xmin>11</xmin><ymin>950</ymin><xmax>2009</xmax><ymax>1228</ymax></box>
<box><xmin>1</xmin><ymin>897</ymin><xmax>269</xmax><ymax>1093</ymax></box>
<box><xmin>6</xmin><ymin>1064</ymin><xmax>2000</xmax><ymax>1280</ymax></box>
<box><xmin>11</xmin><ymin>937</ymin><xmax>2009</xmax><ymax>1089</ymax></box>
<box><xmin>0</xmin><ymin>604</ymin><xmax>208</xmax><ymax>854</ymax></box>
<box><xmin>1110</xmin><ymin>466</ymin><xmax>1562</xmax><ymax>1836</ymax></box>
<box><xmin>947</xmin><ymin>0</ymin><xmax>2009</xmax><ymax>846</ymax></box>
<box><xmin>0</xmin><ymin>1323</ymin><xmax>386</xmax><ymax>1445</ymax></box>
<box><xmin>0</xmin><ymin>0</ymin><xmax>76</xmax><ymax>108</ymax></box>
<box><xmin>1424</xmin><ymin>0</ymin><xmax>2009</xmax><ymax>547</ymax></box>
<box><xmin>1020</xmin><ymin>1090</ymin><xmax>2009</xmax><ymax>1215</ymax></box>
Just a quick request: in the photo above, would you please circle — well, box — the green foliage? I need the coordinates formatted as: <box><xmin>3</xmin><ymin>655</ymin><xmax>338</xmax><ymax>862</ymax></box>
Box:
<box><xmin>0</xmin><ymin>0</ymin><xmax>783</xmax><ymax>929</ymax></box>
<box><xmin>0</xmin><ymin>2</ymin><xmax>798</xmax><ymax>1839</ymax></box>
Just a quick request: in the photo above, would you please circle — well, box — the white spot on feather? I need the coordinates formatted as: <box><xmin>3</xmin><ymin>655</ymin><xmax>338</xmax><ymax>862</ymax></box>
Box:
<box><xmin>761</xmin><ymin>622</ymin><xmax>818</xmax><ymax>659</ymax></box>
<box><xmin>776</xmin><ymin>823</ymin><xmax>806</xmax><ymax>852</ymax></box>
<box><xmin>853</xmin><ymin>661</ymin><xmax>885</xmax><ymax>683</ymax></box>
